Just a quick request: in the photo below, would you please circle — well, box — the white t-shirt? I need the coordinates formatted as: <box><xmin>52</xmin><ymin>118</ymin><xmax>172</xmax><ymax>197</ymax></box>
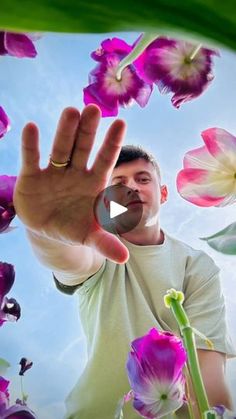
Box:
<box><xmin>54</xmin><ymin>231</ymin><xmax>236</xmax><ymax>419</ymax></box>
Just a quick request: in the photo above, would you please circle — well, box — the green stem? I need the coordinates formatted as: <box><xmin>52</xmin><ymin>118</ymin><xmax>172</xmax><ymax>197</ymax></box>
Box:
<box><xmin>190</xmin><ymin>43</ymin><xmax>202</xmax><ymax>60</ymax></box>
<box><xmin>116</xmin><ymin>32</ymin><xmax>158</xmax><ymax>80</ymax></box>
<box><xmin>20</xmin><ymin>375</ymin><xmax>24</xmax><ymax>400</ymax></box>
<box><xmin>165</xmin><ymin>290</ymin><xmax>216</xmax><ymax>419</ymax></box>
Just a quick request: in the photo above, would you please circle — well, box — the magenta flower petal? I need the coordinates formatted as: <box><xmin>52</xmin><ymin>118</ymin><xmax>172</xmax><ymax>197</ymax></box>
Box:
<box><xmin>1</xmin><ymin>297</ymin><xmax>21</xmax><ymax>325</ymax></box>
<box><xmin>126</xmin><ymin>328</ymin><xmax>186</xmax><ymax>418</ymax></box>
<box><xmin>0</xmin><ymin>263</ymin><xmax>15</xmax><ymax>301</ymax></box>
<box><xmin>84</xmin><ymin>84</ymin><xmax>118</xmax><ymax>117</ymax></box>
<box><xmin>91</xmin><ymin>37</ymin><xmax>132</xmax><ymax>62</ymax></box>
<box><xmin>128</xmin><ymin>329</ymin><xmax>186</xmax><ymax>384</ymax></box>
<box><xmin>0</xmin><ymin>378</ymin><xmax>36</xmax><ymax>418</ymax></box>
<box><xmin>84</xmin><ymin>45</ymin><xmax>153</xmax><ymax>117</ymax></box>
<box><xmin>0</xmin><ymin>263</ymin><xmax>21</xmax><ymax>327</ymax></box>
<box><xmin>0</xmin><ymin>107</ymin><xmax>11</xmax><ymax>139</ymax></box>
<box><xmin>0</xmin><ymin>377</ymin><xmax>10</xmax><ymax>412</ymax></box>
<box><xmin>4</xmin><ymin>33</ymin><xmax>37</xmax><ymax>58</ymax></box>
<box><xmin>0</xmin><ymin>176</ymin><xmax>17</xmax><ymax>233</ymax></box>
<box><xmin>1</xmin><ymin>403</ymin><xmax>37</xmax><ymax>419</ymax></box>
<box><xmin>0</xmin><ymin>32</ymin><xmax>7</xmax><ymax>55</ymax></box>
<box><xmin>134</xmin><ymin>37</ymin><xmax>218</xmax><ymax>107</ymax></box>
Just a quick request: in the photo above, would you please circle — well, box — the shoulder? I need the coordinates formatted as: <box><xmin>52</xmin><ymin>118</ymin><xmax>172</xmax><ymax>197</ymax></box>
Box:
<box><xmin>166</xmin><ymin>232</ymin><xmax>219</xmax><ymax>276</ymax></box>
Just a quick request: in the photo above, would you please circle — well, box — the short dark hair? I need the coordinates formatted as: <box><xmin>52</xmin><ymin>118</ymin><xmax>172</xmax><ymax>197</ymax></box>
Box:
<box><xmin>114</xmin><ymin>145</ymin><xmax>161</xmax><ymax>180</ymax></box>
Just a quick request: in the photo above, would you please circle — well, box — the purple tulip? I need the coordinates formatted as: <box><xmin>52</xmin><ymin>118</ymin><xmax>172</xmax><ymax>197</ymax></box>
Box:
<box><xmin>19</xmin><ymin>359</ymin><xmax>33</xmax><ymax>376</ymax></box>
<box><xmin>0</xmin><ymin>377</ymin><xmax>37</xmax><ymax>418</ymax></box>
<box><xmin>213</xmin><ymin>405</ymin><xmax>236</xmax><ymax>418</ymax></box>
<box><xmin>126</xmin><ymin>328</ymin><xmax>187</xmax><ymax>418</ymax></box>
<box><xmin>0</xmin><ymin>107</ymin><xmax>11</xmax><ymax>139</ymax></box>
<box><xmin>134</xmin><ymin>37</ymin><xmax>218</xmax><ymax>108</ymax></box>
<box><xmin>0</xmin><ymin>175</ymin><xmax>17</xmax><ymax>233</ymax></box>
<box><xmin>0</xmin><ymin>262</ymin><xmax>21</xmax><ymax>326</ymax></box>
<box><xmin>0</xmin><ymin>32</ymin><xmax>37</xmax><ymax>58</ymax></box>
<box><xmin>84</xmin><ymin>37</ymin><xmax>153</xmax><ymax>117</ymax></box>
<box><xmin>0</xmin><ymin>377</ymin><xmax>10</xmax><ymax>412</ymax></box>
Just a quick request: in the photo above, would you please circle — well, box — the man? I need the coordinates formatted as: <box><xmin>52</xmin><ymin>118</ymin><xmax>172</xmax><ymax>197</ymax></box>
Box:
<box><xmin>13</xmin><ymin>105</ymin><xmax>236</xmax><ymax>419</ymax></box>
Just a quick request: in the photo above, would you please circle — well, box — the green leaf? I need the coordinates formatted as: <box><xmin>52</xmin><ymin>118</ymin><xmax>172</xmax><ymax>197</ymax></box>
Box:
<box><xmin>1</xmin><ymin>1</ymin><xmax>236</xmax><ymax>50</ymax></box>
<box><xmin>200</xmin><ymin>222</ymin><xmax>236</xmax><ymax>255</ymax></box>
<box><xmin>0</xmin><ymin>358</ymin><xmax>11</xmax><ymax>375</ymax></box>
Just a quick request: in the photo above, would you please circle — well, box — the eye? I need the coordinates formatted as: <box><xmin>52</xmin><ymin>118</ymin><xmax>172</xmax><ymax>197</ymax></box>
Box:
<box><xmin>138</xmin><ymin>178</ymin><xmax>150</xmax><ymax>183</ymax></box>
<box><xmin>114</xmin><ymin>182</ymin><xmax>124</xmax><ymax>187</ymax></box>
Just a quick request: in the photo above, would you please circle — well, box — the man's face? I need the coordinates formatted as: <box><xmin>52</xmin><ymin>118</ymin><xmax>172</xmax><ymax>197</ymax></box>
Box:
<box><xmin>109</xmin><ymin>158</ymin><xmax>167</xmax><ymax>227</ymax></box>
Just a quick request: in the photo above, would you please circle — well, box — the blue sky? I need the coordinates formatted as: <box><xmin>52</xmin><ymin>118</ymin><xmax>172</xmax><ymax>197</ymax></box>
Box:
<box><xmin>0</xmin><ymin>32</ymin><xmax>236</xmax><ymax>418</ymax></box>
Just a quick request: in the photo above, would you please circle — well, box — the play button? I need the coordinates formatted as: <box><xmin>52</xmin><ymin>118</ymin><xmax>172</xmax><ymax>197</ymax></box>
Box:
<box><xmin>93</xmin><ymin>185</ymin><xmax>143</xmax><ymax>234</ymax></box>
<box><xmin>110</xmin><ymin>201</ymin><xmax>128</xmax><ymax>218</ymax></box>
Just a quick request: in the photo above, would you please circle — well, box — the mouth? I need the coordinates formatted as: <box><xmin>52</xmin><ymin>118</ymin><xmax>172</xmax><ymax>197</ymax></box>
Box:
<box><xmin>126</xmin><ymin>201</ymin><xmax>144</xmax><ymax>206</ymax></box>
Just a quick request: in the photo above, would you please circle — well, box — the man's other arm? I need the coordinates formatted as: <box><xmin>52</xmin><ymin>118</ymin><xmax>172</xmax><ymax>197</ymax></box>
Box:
<box><xmin>188</xmin><ymin>349</ymin><xmax>233</xmax><ymax>418</ymax></box>
<box><xmin>197</xmin><ymin>349</ymin><xmax>233</xmax><ymax>409</ymax></box>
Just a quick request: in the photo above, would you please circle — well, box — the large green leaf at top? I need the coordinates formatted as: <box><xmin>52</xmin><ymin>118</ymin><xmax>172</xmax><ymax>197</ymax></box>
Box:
<box><xmin>200</xmin><ymin>222</ymin><xmax>236</xmax><ymax>255</ymax></box>
<box><xmin>1</xmin><ymin>1</ymin><xmax>236</xmax><ymax>50</ymax></box>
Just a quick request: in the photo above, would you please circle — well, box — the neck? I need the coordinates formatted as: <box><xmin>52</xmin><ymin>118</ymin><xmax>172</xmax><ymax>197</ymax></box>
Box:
<box><xmin>120</xmin><ymin>222</ymin><xmax>164</xmax><ymax>246</ymax></box>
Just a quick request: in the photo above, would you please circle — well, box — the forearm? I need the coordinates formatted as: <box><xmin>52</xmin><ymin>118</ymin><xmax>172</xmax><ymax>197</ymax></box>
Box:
<box><xmin>26</xmin><ymin>229</ymin><xmax>96</xmax><ymax>275</ymax></box>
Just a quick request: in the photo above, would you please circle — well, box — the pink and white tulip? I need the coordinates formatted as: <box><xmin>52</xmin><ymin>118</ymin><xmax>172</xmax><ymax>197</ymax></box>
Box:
<box><xmin>177</xmin><ymin>128</ymin><xmax>236</xmax><ymax>207</ymax></box>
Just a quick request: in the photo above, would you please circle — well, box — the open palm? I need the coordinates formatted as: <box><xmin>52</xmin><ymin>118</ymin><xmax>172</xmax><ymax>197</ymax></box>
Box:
<box><xmin>13</xmin><ymin>105</ymin><xmax>129</xmax><ymax>263</ymax></box>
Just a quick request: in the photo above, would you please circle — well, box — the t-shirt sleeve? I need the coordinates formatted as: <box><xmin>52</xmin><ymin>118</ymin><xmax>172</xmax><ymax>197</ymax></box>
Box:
<box><xmin>52</xmin><ymin>259</ymin><xmax>107</xmax><ymax>295</ymax></box>
<box><xmin>53</xmin><ymin>273</ymin><xmax>83</xmax><ymax>295</ymax></box>
<box><xmin>183</xmin><ymin>252</ymin><xmax>236</xmax><ymax>358</ymax></box>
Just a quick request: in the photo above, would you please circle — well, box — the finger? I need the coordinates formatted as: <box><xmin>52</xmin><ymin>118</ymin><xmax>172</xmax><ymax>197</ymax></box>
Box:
<box><xmin>89</xmin><ymin>229</ymin><xmax>129</xmax><ymax>264</ymax></box>
<box><xmin>91</xmin><ymin>119</ymin><xmax>126</xmax><ymax>179</ymax></box>
<box><xmin>70</xmin><ymin>104</ymin><xmax>101</xmax><ymax>170</ymax></box>
<box><xmin>49</xmin><ymin>107</ymin><xmax>80</xmax><ymax>168</ymax></box>
<box><xmin>21</xmin><ymin>122</ymin><xmax>40</xmax><ymax>176</ymax></box>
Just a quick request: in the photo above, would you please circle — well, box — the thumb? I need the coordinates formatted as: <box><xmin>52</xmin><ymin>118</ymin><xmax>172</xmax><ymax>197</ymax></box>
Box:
<box><xmin>89</xmin><ymin>229</ymin><xmax>129</xmax><ymax>264</ymax></box>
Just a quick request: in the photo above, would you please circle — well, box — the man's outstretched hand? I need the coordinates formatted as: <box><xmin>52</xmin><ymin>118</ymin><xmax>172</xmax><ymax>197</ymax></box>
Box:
<box><xmin>13</xmin><ymin>105</ymin><xmax>129</xmax><ymax>264</ymax></box>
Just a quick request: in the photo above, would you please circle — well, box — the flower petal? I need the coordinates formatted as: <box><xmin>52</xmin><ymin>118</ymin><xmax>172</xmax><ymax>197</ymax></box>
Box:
<box><xmin>176</xmin><ymin>168</ymin><xmax>227</xmax><ymax>206</ymax></box>
<box><xmin>4</xmin><ymin>33</ymin><xmax>37</xmax><ymax>58</ymax></box>
<box><xmin>126</xmin><ymin>328</ymin><xmax>186</xmax><ymax>419</ymax></box>
<box><xmin>134</xmin><ymin>37</ymin><xmax>217</xmax><ymax>107</ymax></box>
<box><xmin>0</xmin><ymin>176</ymin><xmax>17</xmax><ymax>205</ymax></box>
<box><xmin>0</xmin><ymin>263</ymin><xmax>15</xmax><ymax>301</ymax></box>
<box><xmin>2</xmin><ymin>402</ymin><xmax>37</xmax><ymax>418</ymax></box>
<box><xmin>130</xmin><ymin>329</ymin><xmax>186</xmax><ymax>383</ymax></box>
<box><xmin>0</xmin><ymin>376</ymin><xmax>10</xmax><ymax>412</ymax></box>
<box><xmin>0</xmin><ymin>176</ymin><xmax>17</xmax><ymax>232</ymax></box>
<box><xmin>1</xmin><ymin>297</ymin><xmax>21</xmax><ymax>324</ymax></box>
<box><xmin>0</xmin><ymin>32</ymin><xmax>7</xmax><ymax>55</ymax></box>
<box><xmin>19</xmin><ymin>359</ymin><xmax>33</xmax><ymax>376</ymax></box>
<box><xmin>0</xmin><ymin>107</ymin><xmax>11</xmax><ymax>139</ymax></box>
<box><xmin>91</xmin><ymin>37</ymin><xmax>132</xmax><ymax>62</ymax></box>
<box><xmin>83</xmin><ymin>84</ymin><xmax>118</xmax><ymax>117</ymax></box>
<box><xmin>183</xmin><ymin>145</ymin><xmax>224</xmax><ymax>171</ymax></box>
<box><xmin>201</xmin><ymin>128</ymin><xmax>236</xmax><ymax>170</ymax></box>
<box><xmin>84</xmin><ymin>52</ymin><xmax>152</xmax><ymax>117</ymax></box>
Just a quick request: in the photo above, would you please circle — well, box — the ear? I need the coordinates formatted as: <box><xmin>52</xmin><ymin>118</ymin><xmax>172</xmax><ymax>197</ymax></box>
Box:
<box><xmin>160</xmin><ymin>185</ymin><xmax>168</xmax><ymax>204</ymax></box>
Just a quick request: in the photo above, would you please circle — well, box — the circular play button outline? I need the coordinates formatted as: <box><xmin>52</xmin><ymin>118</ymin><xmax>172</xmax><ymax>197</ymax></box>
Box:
<box><xmin>93</xmin><ymin>185</ymin><xmax>143</xmax><ymax>234</ymax></box>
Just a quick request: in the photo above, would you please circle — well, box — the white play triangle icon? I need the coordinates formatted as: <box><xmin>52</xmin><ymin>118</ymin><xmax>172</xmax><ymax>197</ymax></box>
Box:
<box><xmin>110</xmin><ymin>201</ymin><xmax>128</xmax><ymax>219</ymax></box>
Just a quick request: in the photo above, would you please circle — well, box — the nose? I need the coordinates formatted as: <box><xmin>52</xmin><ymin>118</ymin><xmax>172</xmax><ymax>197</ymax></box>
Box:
<box><xmin>126</xmin><ymin>180</ymin><xmax>140</xmax><ymax>192</ymax></box>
